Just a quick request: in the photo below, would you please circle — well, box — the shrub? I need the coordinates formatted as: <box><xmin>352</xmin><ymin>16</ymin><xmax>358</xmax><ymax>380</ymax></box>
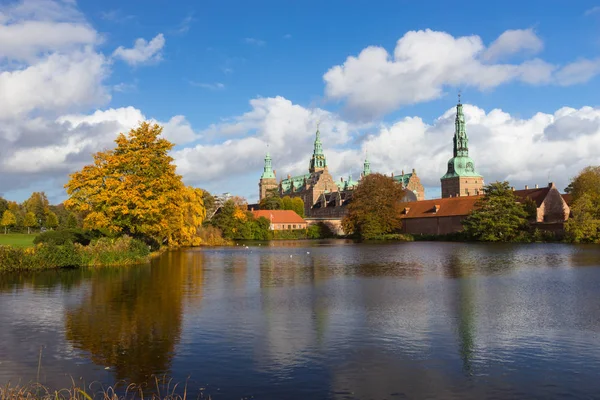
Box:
<box><xmin>196</xmin><ymin>225</ymin><xmax>231</xmax><ymax>246</ymax></box>
<box><xmin>33</xmin><ymin>228</ymin><xmax>103</xmax><ymax>246</ymax></box>
<box><xmin>307</xmin><ymin>222</ymin><xmax>335</xmax><ymax>239</ymax></box>
<box><xmin>366</xmin><ymin>233</ymin><xmax>414</xmax><ymax>241</ymax></box>
<box><xmin>272</xmin><ymin>229</ymin><xmax>308</xmax><ymax>240</ymax></box>
<box><xmin>0</xmin><ymin>235</ymin><xmax>151</xmax><ymax>272</ymax></box>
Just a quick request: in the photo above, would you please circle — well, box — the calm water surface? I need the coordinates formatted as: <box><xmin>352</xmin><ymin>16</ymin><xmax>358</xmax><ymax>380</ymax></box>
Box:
<box><xmin>1</xmin><ymin>241</ymin><xmax>600</xmax><ymax>399</ymax></box>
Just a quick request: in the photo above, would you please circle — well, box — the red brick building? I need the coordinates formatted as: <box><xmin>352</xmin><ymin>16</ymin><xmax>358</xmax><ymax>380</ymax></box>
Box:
<box><xmin>399</xmin><ymin>183</ymin><xmax>570</xmax><ymax>235</ymax></box>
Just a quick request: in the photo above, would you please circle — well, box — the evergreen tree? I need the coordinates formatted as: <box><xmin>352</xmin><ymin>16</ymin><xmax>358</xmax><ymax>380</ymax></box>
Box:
<box><xmin>1</xmin><ymin>210</ymin><xmax>16</xmax><ymax>234</ymax></box>
<box><xmin>342</xmin><ymin>173</ymin><xmax>404</xmax><ymax>239</ymax></box>
<box><xmin>462</xmin><ymin>181</ymin><xmax>528</xmax><ymax>242</ymax></box>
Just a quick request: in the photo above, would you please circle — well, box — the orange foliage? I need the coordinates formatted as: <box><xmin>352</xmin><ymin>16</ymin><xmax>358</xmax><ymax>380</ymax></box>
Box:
<box><xmin>65</xmin><ymin>122</ymin><xmax>206</xmax><ymax>247</ymax></box>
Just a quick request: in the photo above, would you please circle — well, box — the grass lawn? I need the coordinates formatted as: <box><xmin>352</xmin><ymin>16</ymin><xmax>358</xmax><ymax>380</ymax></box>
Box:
<box><xmin>0</xmin><ymin>233</ymin><xmax>37</xmax><ymax>248</ymax></box>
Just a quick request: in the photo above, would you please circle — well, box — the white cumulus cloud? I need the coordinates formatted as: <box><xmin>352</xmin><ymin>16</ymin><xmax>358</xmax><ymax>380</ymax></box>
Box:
<box><xmin>112</xmin><ymin>33</ymin><xmax>165</xmax><ymax>66</ymax></box>
<box><xmin>482</xmin><ymin>28</ymin><xmax>543</xmax><ymax>61</ymax></box>
<box><xmin>323</xmin><ymin>29</ymin><xmax>599</xmax><ymax>120</ymax></box>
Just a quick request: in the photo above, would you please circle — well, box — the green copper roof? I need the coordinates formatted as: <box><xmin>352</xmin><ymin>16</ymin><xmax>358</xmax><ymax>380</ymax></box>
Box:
<box><xmin>260</xmin><ymin>151</ymin><xmax>276</xmax><ymax>179</ymax></box>
<box><xmin>393</xmin><ymin>173</ymin><xmax>413</xmax><ymax>186</ymax></box>
<box><xmin>441</xmin><ymin>156</ymin><xmax>482</xmax><ymax>179</ymax></box>
<box><xmin>281</xmin><ymin>173</ymin><xmax>311</xmax><ymax>194</ymax></box>
<box><xmin>441</xmin><ymin>97</ymin><xmax>482</xmax><ymax>180</ymax></box>
<box><xmin>337</xmin><ymin>174</ymin><xmax>359</xmax><ymax>191</ymax></box>
<box><xmin>363</xmin><ymin>155</ymin><xmax>371</xmax><ymax>176</ymax></box>
<box><xmin>309</xmin><ymin>124</ymin><xmax>327</xmax><ymax>172</ymax></box>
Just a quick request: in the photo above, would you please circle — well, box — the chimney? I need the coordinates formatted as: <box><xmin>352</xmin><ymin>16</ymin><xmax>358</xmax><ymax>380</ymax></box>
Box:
<box><xmin>511</xmin><ymin>187</ymin><xmax>515</xmax><ymax>191</ymax></box>
<box><xmin>412</xmin><ymin>168</ymin><xmax>416</xmax><ymax>174</ymax></box>
<box><xmin>404</xmin><ymin>207</ymin><xmax>410</xmax><ymax>214</ymax></box>
<box><xmin>535</xmin><ymin>184</ymin><xmax>539</xmax><ymax>189</ymax></box>
<box><xmin>548</xmin><ymin>182</ymin><xmax>555</xmax><ymax>188</ymax></box>
<box><xmin>434</xmin><ymin>205</ymin><xmax>440</xmax><ymax>213</ymax></box>
<box><xmin>525</xmin><ymin>185</ymin><xmax>529</xmax><ymax>190</ymax></box>
<box><xmin>287</xmin><ymin>174</ymin><xmax>291</xmax><ymax>179</ymax></box>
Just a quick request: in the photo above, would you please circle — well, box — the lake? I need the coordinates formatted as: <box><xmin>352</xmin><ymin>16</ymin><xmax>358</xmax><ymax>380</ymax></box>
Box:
<box><xmin>2</xmin><ymin>240</ymin><xmax>600</xmax><ymax>399</ymax></box>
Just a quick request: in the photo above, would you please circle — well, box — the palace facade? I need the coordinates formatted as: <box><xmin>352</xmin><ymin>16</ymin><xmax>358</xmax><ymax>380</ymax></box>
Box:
<box><xmin>258</xmin><ymin>125</ymin><xmax>425</xmax><ymax>218</ymax></box>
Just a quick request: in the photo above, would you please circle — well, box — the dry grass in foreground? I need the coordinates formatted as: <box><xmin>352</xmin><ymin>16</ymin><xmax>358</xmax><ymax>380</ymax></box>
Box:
<box><xmin>0</xmin><ymin>377</ymin><xmax>212</xmax><ymax>400</ymax></box>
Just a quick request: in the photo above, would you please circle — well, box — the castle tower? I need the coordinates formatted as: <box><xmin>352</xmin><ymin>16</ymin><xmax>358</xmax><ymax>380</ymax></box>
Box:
<box><xmin>259</xmin><ymin>151</ymin><xmax>278</xmax><ymax>200</ymax></box>
<box><xmin>362</xmin><ymin>153</ymin><xmax>371</xmax><ymax>177</ymax></box>
<box><xmin>309</xmin><ymin>123</ymin><xmax>327</xmax><ymax>173</ymax></box>
<box><xmin>441</xmin><ymin>96</ymin><xmax>484</xmax><ymax>198</ymax></box>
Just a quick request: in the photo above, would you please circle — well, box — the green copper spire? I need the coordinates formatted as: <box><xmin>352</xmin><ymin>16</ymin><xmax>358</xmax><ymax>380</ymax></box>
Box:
<box><xmin>261</xmin><ymin>150</ymin><xmax>275</xmax><ymax>179</ymax></box>
<box><xmin>309</xmin><ymin>122</ymin><xmax>327</xmax><ymax>173</ymax></box>
<box><xmin>453</xmin><ymin>94</ymin><xmax>469</xmax><ymax>157</ymax></box>
<box><xmin>363</xmin><ymin>152</ymin><xmax>371</xmax><ymax>176</ymax></box>
<box><xmin>441</xmin><ymin>94</ymin><xmax>482</xmax><ymax>180</ymax></box>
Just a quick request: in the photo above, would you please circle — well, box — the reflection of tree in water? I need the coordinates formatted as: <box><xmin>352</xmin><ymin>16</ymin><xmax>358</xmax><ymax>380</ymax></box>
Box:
<box><xmin>65</xmin><ymin>253</ymin><xmax>189</xmax><ymax>383</ymax></box>
<box><xmin>0</xmin><ymin>268</ymin><xmax>90</xmax><ymax>293</ymax></box>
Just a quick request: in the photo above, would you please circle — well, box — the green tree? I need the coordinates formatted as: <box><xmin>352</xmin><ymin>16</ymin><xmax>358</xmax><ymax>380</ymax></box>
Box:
<box><xmin>462</xmin><ymin>181</ymin><xmax>528</xmax><ymax>242</ymax></box>
<box><xmin>259</xmin><ymin>188</ymin><xmax>282</xmax><ymax>210</ymax></box>
<box><xmin>251</xmin><ymin>217</ymin><xmax>272</xmax><ymax>240</ymax></box>
<box><xmin>0</xmin><ymin>197</ymin><xmax>8</xmax><ymax>218</ymax></box>
<box><xmin>565</xmin><ymin>167</ymin><xmax>600</xmax><ymax>242</ymax></box>
<box><xmin>1</xmin><ymin>210</ymin><xmax>16</xmax><ymax>234</ymax></box>
<box><xmin>291</xmin><ymin>197</ymin><xmax>305</xmax><ymax>217</ymax></box>
<box><xmin>66</xmin><ymin>212</ymin><xmax>79</xmax><ymax>229</ymax></box>
<box><xmin>281</xmin><ymin>196</ymin><xmax>293</xmax><ymax>211</ymax></box>
<box><xmin>523</xmin><ymin>197</ymin><xmax>538</xmax><ymax>221</ymax></box>
<box><xmin>201</xmin><ymin>190</ymin><xmax>217</xmax><ymax>219</ymax></box>
<box><xmin>209</xmin><ymin>200</ymin><xmax>238</xmax><ymax>239</ymax></box>
<box><xmin>24</xmin><ymin>192</ymin><xmax>49</xmax><ymax>224</ymax></box>
<box><xmin>23</xmin><ymin>212</ymin><xmax>38</xmax><ymax>234</ymax></box>
<box><xmin>46</xmin><ymin>211</ymin><xmax>59</xmax><ymax>230</ymax></box>
<box><xmin>342</xmin><ymin>173</ymin><xmax>404</xmax><ymax>239</ymax></box>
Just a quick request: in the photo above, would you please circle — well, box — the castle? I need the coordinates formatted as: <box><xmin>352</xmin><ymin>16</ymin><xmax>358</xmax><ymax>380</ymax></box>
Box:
<box><xmin>258</xmin><ymin>123</ymin><xmax>425</xmax><ymax>218</ymax></box>
<box><xmin>440</xmin><ymin>96</ymin><xmax>484</xmax><ymax>197</ymax></box>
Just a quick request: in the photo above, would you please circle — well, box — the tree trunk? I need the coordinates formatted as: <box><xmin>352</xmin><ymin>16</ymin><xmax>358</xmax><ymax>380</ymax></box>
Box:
<box><xmin>27</xmin><ymin>227</ymin><xmax>30</xmax><ymax>234</ymax></box>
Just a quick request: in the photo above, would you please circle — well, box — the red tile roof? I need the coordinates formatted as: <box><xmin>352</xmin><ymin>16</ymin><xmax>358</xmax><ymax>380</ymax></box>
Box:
<box><xmin>251</xmin><ymin>210</ymin><xmax>306</xmax><ymax>224</ymax></box>
<box><xmin>512</xmin><ymin>187</ymin><xmax>551</xmax><ymax>207</ymax></box>
<box><xmin>399</xmin><ymin>196</ymin><xmax>482</xmax><ymax>219</ymax></box>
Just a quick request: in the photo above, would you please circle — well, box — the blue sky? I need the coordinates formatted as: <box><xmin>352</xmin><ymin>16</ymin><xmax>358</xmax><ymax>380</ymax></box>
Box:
<box><xmin>1</xmin><ymin>0</ymin><xmax>600</xmax><ymax>202</ymax></box>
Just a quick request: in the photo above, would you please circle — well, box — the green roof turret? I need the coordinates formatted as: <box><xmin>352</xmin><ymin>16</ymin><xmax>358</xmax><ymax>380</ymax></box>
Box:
<box><xmin>453</xmin><ymin>93</ymin><xmax>468</xmax><ymax>158</ymax></box>
<box><xmin>441</xmin><ymin>94</ymin><xmax>482</xmax><ymax>180</ymax></box>
<box><xmin>309</xmin><ymin>122</ymin><xmax>327</xmax><ymax>173</ymax></box>
<box><xmin>261</xmin><ymin>150</ymin><xmax>276</xmax><ymax>179</ymax></box>
<box><xmin>363</xmin><ymin>151</ymin><xmax>371</xmax><ymax>177</ymax></box>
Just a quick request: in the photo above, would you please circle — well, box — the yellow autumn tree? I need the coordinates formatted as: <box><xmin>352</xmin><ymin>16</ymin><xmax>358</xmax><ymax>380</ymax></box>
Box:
<box><xmin>65</xmin><ymin>122</ymin><xmax>205</xmax><ymax>247</ymax></box>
